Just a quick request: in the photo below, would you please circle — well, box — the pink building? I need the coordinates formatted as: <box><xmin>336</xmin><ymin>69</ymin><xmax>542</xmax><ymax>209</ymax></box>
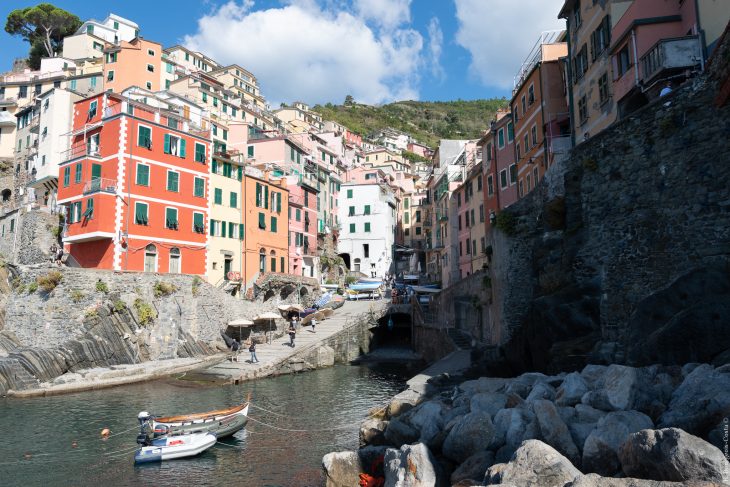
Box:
<box><xmin>610</xmin><ymin>0</ymin><xmax>701</xmax><ymax>117</ymax></box>
<box><xmin>286</xmin><ymin>174</ymin><xmax>318</xmax><ymax>278</ymax></box>
<box><xmin>344</xmin><ymin>130</ymin><xmax>362</xmax><ymax>148</ymax></box>
<box><xmin>407</xmin><ymin>142</ymin><xmax>433</xmax><ymax>159</ymax></box>
<box><xmin>489</xmin><ymin>109</ymin><xmax>518</xmax><ymax>212</ymax></box>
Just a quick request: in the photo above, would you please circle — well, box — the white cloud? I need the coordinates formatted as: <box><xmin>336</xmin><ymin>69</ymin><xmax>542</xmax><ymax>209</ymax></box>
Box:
<box><xmin>427</xmin><ymin>17</ymin><xmax>445</xmax><ymax>81</ymax></box>
<box><xmin>454</xmin><ymin>0</ymin><xmax>565</xmax><ymax>91</ymax></box>
<box><xmin>183</xmin><ymin>1</ymin><xmax>423</xmax><ymax>105</ymax></box>
<box><xmin>354</xmin><ymin>0</ymin><xmax>411</xmax><ymax>30</ymax></box>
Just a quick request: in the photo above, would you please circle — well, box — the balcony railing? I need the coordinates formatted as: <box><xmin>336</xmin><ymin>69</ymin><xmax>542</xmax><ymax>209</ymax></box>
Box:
<box><xmin>640</xmin><ymin>35</ymin><xmax>701</xmax><ymax>84</ymax></box>
<box><xmin>62</xmin><ymin>143</ymin><xmax>102</xmax><ymax>163</ymax></box>
<box><xmin>83</xmin><ymin>178</ymin><xmax>117</xmax><ymax>195</ymax></box>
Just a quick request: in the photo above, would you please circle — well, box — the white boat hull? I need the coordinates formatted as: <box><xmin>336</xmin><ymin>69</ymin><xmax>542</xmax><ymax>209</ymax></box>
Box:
<box><xmin>135</xmin><ymin>432</ymin><xmax>217</xmax><ymax>464</ymax></box>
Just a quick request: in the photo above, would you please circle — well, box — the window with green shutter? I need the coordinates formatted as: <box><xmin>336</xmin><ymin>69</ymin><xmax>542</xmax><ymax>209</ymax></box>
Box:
<box><xmin>238</xmin><ymin>223</ymin><xmax>244</xmax><ymax>240</ymax></box>
<box><xmin>276</xmin><ymin>192</ymin><xmax>281</xmax><ymax>212</ymax></box>
<box><xmin>258</xmin><ymin>212</ymin><xmax>265</xmax><ymax>229</ymax></box>
<box><xmin>281</xmin><ymin>257</ymin><xmax>285</xmax><ymax>273</ymax></box>
<box><xmin>165</xmin><ymin>208</ymin><xmax>178</xmax><ymax>229</ymax></box>
<box><xmin>295</xmin><ymin>209</ymin><xmax>301</xmax><ymax>221</ymax></box>
<box><xmin>193</xmin><ymin>177</ymin><xmax>205</xmax><ymax>197</ymax></box>
<box><xmin>349</xmin><ymin>223</ymin><xmax>355</xmax><ymax>233</ymax></box>
<box><xmin>209</xmin><ymin>219</ymin><xmax>216</xmax><ymax>236</ymax></box>
<box><xmin>255</xmin><ymin>182</ymin><xmax>262</xmax><ymax>207</ymax></box>
<box><xmin>264</xmin><ymin>186</ymin><xmax>269</xmax><ymax>209</ymax></box>
<box><xmin>247</xmin><ymin>145</ymin><xmax>254</xmax><ymax>157</ymax></box>
<box><xmin>237</xmin><ymin>166</ymin><xmax>243</xmax><ymax>181</ymax></box>
<box><xmin>63</xmin><ymin>167</ymin><xmax>70</xmax><ymax>186</ymax></box>
<box><xmin>84</xmin><ymin>198</ymin><xmax>94</xmax><ymax>219</ymax></box>
<box><xmin>211</xmin><ymin>159</ymin><xmax>218</xmax><ymax>174</ymax></box>
<box><xmin>404</xmin><ymin>212</ymin><xmax>409</xmax><ymax>224</ymax></box>
<box><xmin>271</xmin><ymin>257</ymin><xmax>276</xmax><ymax>273</ymax></box>
<box><xmin>220</xmin><ymin>220</ymin><xmax>227</xmax><ymax>238</ymax></box>
<box><xmin>364</xmin><ymin>205</ymin><xmax>370</xmax><ymax>215</ymax></box>
<box><xmin>138</xmin><ymin>126</ymin><xmax>151</xmax><ymax>148</ymax></box>
<box><xmin>167</xmin><ymin>171</ymin><xmax>179</xmax><ymax>192</ymax></box>
<box><xmin>222</xmin><ymin>162</ymin><xmax>231</xmax><ymax>178</ymax></box>
<box><xmin>135</xmin><ymin>202</ymin><xmax>148</xmax><ymax>225</ymax></box>
<box><xmin>74</xmin><ymin>163</ymin><xmax>82</xmax><ymax>183</ymax></box>
<box><xmin>136</xmin><ymin>163</ymin><xmax>149</xmax><ymax>186</ymax></box>
<box><xmin>194</xmin><ymin>143</ymin><xmax>206</xmax><ymax>163</ymax></box>
<box><xmin>214</xmin><ymin>188</ymin><xmax>222</xmax><ymax>204</ymax></box>
<box><xmin>364</xmin><ymin>222</ymin><xmax>371</xmax><ymax>232</ymax></box>
<box><xmin>271</xmin><ymin>216</ymin><xmax>277</xmax><ymax>232</ymax></box>
<box><xmin>347</xmin><ymin>189</ymin><xmax>353</xmax><ymax>198</ymax></box>
<box><xmin>193</xmin><ymin>212</ymin><xmax>204</xmax><ymax>233</ymax></box>
<box><xmin>179</xmin><ymin>138</ymin><xmax>186</xmax><ymax>158</ymax></box>
<box><xmin>230</xmin><ymin>192</ymin><xmax>237</xmax><ymax>208</ymax></box>
<box><xmin>228</xmin><ymin>222</ymin><xmax>235</xmax><ymax>239</ymax></box>
<box><xmin>349</xmin><ymin>206</ymin><xmax>355</xmax><ymax>216</ymax></box>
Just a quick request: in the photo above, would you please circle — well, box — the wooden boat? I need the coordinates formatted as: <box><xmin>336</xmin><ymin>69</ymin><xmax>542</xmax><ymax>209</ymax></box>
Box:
<box><xmin>134</xmin><ymin>432</ymin><xmax>217</xmax><ymax>464</ymax></box>
<box><xmin>149</xmin><ymin>402</ymin><xmax>249</xmax><ymax>439</ymax></box>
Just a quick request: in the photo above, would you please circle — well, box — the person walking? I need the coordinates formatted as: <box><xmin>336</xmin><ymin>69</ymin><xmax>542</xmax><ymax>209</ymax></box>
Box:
<box><xmin>310</xmin><ymin>317</ymin><xmax>317</xmax><ymax>333</ymax></box>
<box><xmin>288</xmin><ymin>325</ymin><xmax>296</xmax><ymax>347</ymax></box>
<box><xmin>248</xmin><ymin>340</ymin><xmax>259</xmax><ymax>363</ymax></box>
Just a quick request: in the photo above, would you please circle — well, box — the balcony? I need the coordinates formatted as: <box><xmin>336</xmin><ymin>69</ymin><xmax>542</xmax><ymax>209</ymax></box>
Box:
<box><xmin>0</xmin><ymin>96</ymin><xmax>17</xmax><ymax>108</ymax></box>
<box><xmin>641</xmin><ymin>36</ymin><xmax>701</xmax><ymax>84</ymax></box>
<box><xmin>549</xmin><ymin>136</ymin><xmax>571</xmax><ymax>155</ymax></box>
<box><xmin>62</xmin><ymin>143</ymin><xmax>103</xmax><ymax>163</ymax></box>
<box><xmin>0</xmin><ymin>111</ymin><xmax>15</xmax><ymax>127</ymax></box>
<box><xmin>83</xmin><ymin>178</ymin><xmax>117</xmax><ymax>195</ymax></box>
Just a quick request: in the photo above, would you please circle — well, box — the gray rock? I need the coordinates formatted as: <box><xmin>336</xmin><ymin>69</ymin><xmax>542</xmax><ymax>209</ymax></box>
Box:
<box><xmin>533</xmin><ymin>399</ymin><xmax>581</xmax><ymax>466</ymax></box>
<box><xmin>681</xmin><ymin>363</ymin><xmax>701</xmax><ymax>378</ymax></box>
<box><xmin>582</xmin><ymin>411</ymin><xmax>653</xmax><ymax>476</ymax></box>
<box><xmin>450</xmin><ymin>450</ymin><xmax>494</xmax><ymax>485</ymax></box>
<box><xmin>360</xmin><ymin>418</ymin><xmax>389</xmax><ymax>447</ymax></box>
<box><xmin>575</xmin><ymin>404</ymin><xmax>607</xmax><ymax>423</ymax></box>
<box><xmin>471</xmin><ymin>393</ymin><xmax>508</xmax><ymax>417</ymax></box>
<box><xmin>658</xmin><ymin>363</ymin><xmax>730</xmax><ymax>437</ymax></box>
<box><xmin>526</xmin><ymin>382</ymin><xmax>556</xmax><ymax>402</ymax></box>
<box><xmin>504</xmin><ymin>380</ymin><xmax>531</xmax><ymax>399</ymax></box>
<box><xmin>384</xmin><ymin>418</ymin><xmax>419</xmax><ymax>447</ymax></box>
<box><xmin>323</xmin><ymin>450</ymin><xmax>362</xmax><ymax>487</ymax></box>
<box><xmin>558</xmin><ymin>406</ymin><xmax>577</xmax><ymax>425</ymax></box>
<box><xmin>442</xmin><ymin>405</ymin><xmax>469</xmax><ymax>425</ymax></box>
<box><xmin>383</xmin><ymin>442</ymin><xmax>445</xmax><ymax>487</ymax></box>
<box><xmin>409</xmin><ymin>401</ymin><xmax>444</xmax><ymax>447</ymax></box>
<box><xmin>556</xmin><ymin>372</ymin><xmax>590</xmax><ymax>407</ymax></box>
<box><xmin>489</xmin><ymin>407</ymin><xmax>534</xmax><ymax>453</ymax></box>
<box><xmin>581</xmin><ymin>364</ymin><xmax>608</xmax><ymax>387</ymax></box>
<box><xmin>459</xmin><ymin>377</ymin><xmax>508</xmax><ymax>395</ymax></box>
<box><xmin>567</xmin><ymin>473</ymin><xmax>710</xmax><ymax>486</ymax></box>
<box><xmin>618</xmin><ymin>428</ymin><xmax>730</xmax><ymax>483</ymax></box>
<box><xmin>602</xmin><ymin>365</ymin><xmax>654</xmax><ymax>411</ymax></box>
<box><xmin>484</xmin><ymin>440</ymin><xmax>581</xmax><ymax>486</ymax></box>
<box><xmin>568</xmin><ymin>422</ymin><xmax>597</xmax><ymax>453</ymax></box>
<box><xmin>442</xmin><ymin>410</ymin><xmax>494</xmax><ymax>463</ymax></box>
<box><xmin>315</xmin><ymin>345</ymin><xmax>335</xmax><ymax>367</ymax></box>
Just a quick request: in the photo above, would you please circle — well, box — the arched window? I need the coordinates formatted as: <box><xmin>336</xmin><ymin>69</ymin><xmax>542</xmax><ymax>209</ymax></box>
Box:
<box><xmin>144</xmin><ymin>244</ymin><xmax>157</xmax><ymax>272</ymax></box>
<box><xmin>259</xmin><ymin>248</ymin><xmax>266</xmax><ymax>273</ymax></box>
<box><xmin>1</xmin><ymin>189</ymin><xmax>11</xmax><ymax>202</ymax></box>
<box><xmin>270</xmin><ymin>250</ymin><xmax>277</xmax><ymax>273</ymax></box>
<box><xmin>169</xmin><ymin>247</ymin><xmax>180</xmax><ymax>273</ymax></box>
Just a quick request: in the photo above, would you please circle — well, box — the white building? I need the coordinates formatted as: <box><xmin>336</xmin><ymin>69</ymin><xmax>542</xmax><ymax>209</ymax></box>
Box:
<box><xmin>27</xmin><ymin>88</ymin><xmax>81</xmax><ymax>206</ymax></box>
<box><xmin>63</xmin><ymin>14</ymin><xmax>139</xmax><ymax>60</ymax></box>
<box><xmin>337</xmin><ymin>182</ymin><xmax>396</xmax><ymax>279</ymax></box>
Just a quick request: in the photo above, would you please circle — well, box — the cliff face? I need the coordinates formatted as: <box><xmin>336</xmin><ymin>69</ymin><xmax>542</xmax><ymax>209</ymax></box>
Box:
<box><xmin>487</xmin><ymin>34</ymin><xmax>730</xmax><ymax>374</ymax></box>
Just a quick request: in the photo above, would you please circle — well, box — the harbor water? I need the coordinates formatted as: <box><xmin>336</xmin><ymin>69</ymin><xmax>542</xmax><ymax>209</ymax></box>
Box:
<box><xmin>0</xmin><ymin>363</ymin><xmax>411</xmax><ymax>487</ymax></box>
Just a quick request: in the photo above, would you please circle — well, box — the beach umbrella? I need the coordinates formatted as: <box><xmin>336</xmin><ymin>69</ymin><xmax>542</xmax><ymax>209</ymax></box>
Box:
<box><xmin>254</xmin><ymin>312</ymin><xmax>281</xmax><ymax>344</ymax></box>
<box><xmin>227</xmin><ymin>318</ymin><xmax>253</xmax><ymax>342</ymax></box>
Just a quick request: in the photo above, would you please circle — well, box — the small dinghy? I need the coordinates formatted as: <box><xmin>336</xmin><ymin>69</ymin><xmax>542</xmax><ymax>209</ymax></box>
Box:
<box><xmin>134</xmin><ymin>431</ymin><xmax>217</xmax><ymax>464</ymax></box>
<box><xmin>150</xmin><ymin>402</ymin><xmax>249</xmax><ymax>439</ymax></box>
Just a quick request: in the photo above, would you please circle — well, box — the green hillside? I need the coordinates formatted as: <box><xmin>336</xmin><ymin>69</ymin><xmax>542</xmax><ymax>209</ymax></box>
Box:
<box><xmin>312</xmin><ymin>98</ymin><xmax>508</xmax><ymax>148</ymax></box>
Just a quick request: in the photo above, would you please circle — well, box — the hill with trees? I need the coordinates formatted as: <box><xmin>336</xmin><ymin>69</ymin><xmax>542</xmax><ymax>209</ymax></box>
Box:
<box><xmin>312</xmin><ymin>97</ymin><xmax>508</xmax><ymax>148</ymax></box>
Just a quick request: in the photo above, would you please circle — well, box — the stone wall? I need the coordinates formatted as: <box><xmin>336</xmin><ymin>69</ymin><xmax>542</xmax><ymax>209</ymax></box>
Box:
<box><xmin>0</xmin><ymin>207</ymin><xmax>59</xmax><ymax>265</ymax></box>
<box><xmin>485</xmin><ymin>35</ymin><xmax>730</xmax><ymax>373</ymax></box>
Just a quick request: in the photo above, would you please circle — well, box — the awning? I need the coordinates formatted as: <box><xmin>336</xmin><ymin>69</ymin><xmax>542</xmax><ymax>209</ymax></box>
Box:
<box><xmin>410</xmin><ymin>286</ymin><xmax>441</xmax><ymax>294</ymax></box>
<box><xmin>228</xmin><ymin>318</ymin><xmax>254</xmax><ymax>327</ymax></box>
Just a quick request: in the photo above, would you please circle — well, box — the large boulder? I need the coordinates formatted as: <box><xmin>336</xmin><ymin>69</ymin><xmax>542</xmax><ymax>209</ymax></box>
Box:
<box><xmin>360</xmin><ymin>418</ymin><xmax>389</xmax><ymax>447</ymax></box>
<box><xmin>582</xmin><ymin>411</ymin><xmax>653</xmax><ymax>476</ymax></box>
<box><xmin>567</xmin><ymin>473</ymin><xmax>714</xmax><ymax>486</ymax></box>
<box><xmin>533</xmin><ymin>399</ymin><xmax>581</xmax><ymax>466</ymax></box>
<box><xmin>658</xmin><ymin>364</ymin><xmax>730</xmax><ymax>437</ymax></box>
<box><xmin>383</xmin><ymin>442</ymin><xmax>446</xmax><ymax>487</ymax></box>
<box><xmin>583</xmin><ymin>365</ymin><xmax>655</xmax><ymax>412</ymax></box>
<box><xmin>471</xmin><ymin>393</ymin><xmax>508</xmax><ymax>417</ymax></box>
<box><xmin>384</xmin><ymin>418</ymin><xmax>419</xmax><ymax>447</ymax></box>
<box><xmin>450</xmin><ymin>450</ymin><xmax>494</xmax><ymax>486</ymax></box>
<box><xmin>484</xmin><ymin>440</ymin><xmax>581</xmax><ymax>486</ymax></box>
<box><xmin>323</xmin><ymin>451</ymin><xmax>362</xmax><ymax>487</ymax></box>
<box><xmin>526</xmin><ymin>382</ymin><xmax>557</xmax><ymax>402</ymax></box>
<box><xmin>556</xmin><ymin>372</ymin><xmax>590</xmax><ymax>407</ymax></box>
<box><xmin>618</xmin><ymin>428</ymin><xmax>730</xmax><ymax>483</ymax></box>
<box><xmin>489</xmin><ymin>407</ymin><xmax>535</xmax><ymax>453</ymax></box>
<box><xmin>409</xmin><ymin>401</ymin><xmax>445</xmax><ymax>447</ymax></box>
<box><xmin>459</xmin><ymin>377</ymin><xmax>508</xmax><ymax>395</ymax></box>
<box><xmin>442</xmin><ymin>410</ymin><xmax>494</xmax><ymax>463</ymax></box>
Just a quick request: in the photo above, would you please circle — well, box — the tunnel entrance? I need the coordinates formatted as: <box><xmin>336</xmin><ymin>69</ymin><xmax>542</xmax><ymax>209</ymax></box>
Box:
<box><xmin>372</xmin><ymin>311</ymin><xmax>412</xmax><ymax>350</ymax></box>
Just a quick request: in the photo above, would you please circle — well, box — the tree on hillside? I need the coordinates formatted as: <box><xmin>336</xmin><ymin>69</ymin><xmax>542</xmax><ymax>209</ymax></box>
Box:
<box><xmin>5</xmin><ymin>3</ymin><xmax>82</xmax><ymax>69</ymax></box>
<box><xmin>344</xmin><ymin>95</ymin><xmax>355</xmax><ymax>106</ymax></box>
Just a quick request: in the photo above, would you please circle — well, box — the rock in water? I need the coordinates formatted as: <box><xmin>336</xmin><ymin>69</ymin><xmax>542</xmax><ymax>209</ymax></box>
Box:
<box><xmin>618</xmin><ymin>428</ymin><xmax>730</xmax><ymax>483</ymax></box>
<box><xmin>322</xmin><ymin>451</ymin><xmax>362</xmax><ymax>487</ymax></box>
<box><xmin>533</xmin><ymin>399</ymin><xmax>581</xmax><ymax>466</ymax></box>
<box><xmin>484</xmin><ymin>439</ymin><xmax>582</xmax><ymax>486</ymax></box>
<box><xmin>442</xmin><ymin>410</ymin><xmax>494</xmax><ymax>463</ymax></box>
<box><xmin>556</xmin><ymin>372</ymin><xmax>590</xmax><ymax>407</ymax></box>
<box><xmin>450</xmin><ymin>450</ymin><xmax>494</xmax><ymax>485</ymax></box>
<box><xmin>383</xmin><ymin>442</ymin><xmax>445</xmax><ymax>487</ymax></box>
<box><xmin>360</xmin><ymin>418</ymin><xmax>389</xmax><ymax>447</ymax></box>
<box><xmin>582</xmin><ymin>411</ymin><xmax>653</xmax><ymax>476</ymax></box>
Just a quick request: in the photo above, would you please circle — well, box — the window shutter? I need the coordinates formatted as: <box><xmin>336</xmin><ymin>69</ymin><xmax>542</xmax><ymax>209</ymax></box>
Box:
<box><xmin>194</xmin><ymin>212</ymin><xmax>203</xmax><ymax>232</ymax></box>
<box><xmin>214</xmin><ymin>188</ymin><xmax>222</xmax><ymax>204</ymax></box>
<box><xmin>276</xmin><ymin>192</ymin><xmax>281</xmax><ymax>212</ymax></box>
<box><xmin>239</xmin><ymin>223</ymin><xmax>244</xmax><ymax>240</ymax></box>
<box><xmin>264</xmin><ymin>186</ymin><xmax>269</xmax><ymax>209</ymax></box>
<box><xmin>237</xmin><ymin>166</ymin><xmax>243</xmax><ymax>181</ymax></box>
<box><xmin>230</xmin><ymin>192</ymin><xmax>237</xmax><ymax>208</ymax></box>
<box><xmin>179</xmin><ymin>138</ymin><xmax>186</xmax><ymax>158</ymax></box>
<box><xmin>271</xmin><ymin>216</ymin><xmax>277</xmax><ymax>232</ymax></box>
<box><xmin>258</xmin><ymin>212</ymin><xmax>265</xmax><ymax>229</ymax></box>
<box><xmin>255</xmin><ymin>183</ymin><xmax>262</xmax><ymax>207</ymax></box>
<box><xmin>221</xmin><ymin>220</ymin><xmax>227</xmax><ymax>238</ymax></box>
<box><xmin>210</xmin><ymin>219</ymin><xmax>216</xmax><ymax>236</ymax></box>
<box><xmin>164</xmin><ymin>134</ymin><xmax>171</xmax><ymax>153</ymax></box>
<box><xmin>229</xmin><ymin>222</ymin><xmax>234</xmax><ymax>239</ymax></box>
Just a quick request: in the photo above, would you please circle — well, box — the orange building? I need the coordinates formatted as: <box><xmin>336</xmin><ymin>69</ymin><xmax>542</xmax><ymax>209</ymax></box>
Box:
<box><xmin>241</xmin><ymin>169</ymin><xmax>289</xmax><ymax>289</ymax></box>
<box><xmin>57</xmin><ymin>92</ymin><xmax>210</xmax><ymax>274</ymax></box>
<box><xmin>103</xmin><ymin>37</ymin><xmax>163</xmax><ymax>93</ymax></box>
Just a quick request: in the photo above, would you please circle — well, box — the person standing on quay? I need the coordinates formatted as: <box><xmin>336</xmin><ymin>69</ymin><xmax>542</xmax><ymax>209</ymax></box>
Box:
<box><xmin>288</xmin><ymin>325</ymin><xmax>296</xmax><ymax>347</ymax></box>
<box><xmin>248</xmin><ymin>340</ymin><xmax>259</xmax><ymax>363</ymax></box>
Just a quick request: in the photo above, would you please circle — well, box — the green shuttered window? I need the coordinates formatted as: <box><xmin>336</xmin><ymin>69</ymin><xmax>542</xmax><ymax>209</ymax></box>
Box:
<box><xmin>167</xmin><ymin>171</ymin><xmax>179</xmax><ymax>192</ymax></box>
<box><xmin>136</xmin><ymin>164</ymin><xmax>149</xmax><ymax>186</ymax></box>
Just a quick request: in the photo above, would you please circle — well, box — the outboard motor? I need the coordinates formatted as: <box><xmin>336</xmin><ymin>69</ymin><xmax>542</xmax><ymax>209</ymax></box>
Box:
<box><xmin>137</xmin><ymin>411</ymin><xmax>153</xmax><ymax>446</ymax></box>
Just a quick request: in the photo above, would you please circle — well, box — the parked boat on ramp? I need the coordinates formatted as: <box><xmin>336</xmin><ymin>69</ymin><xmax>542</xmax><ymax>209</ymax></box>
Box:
<box><xmin>134</xmin><ymin>431</ymin><xmax>217</xmax><ymax>464</ymax></box>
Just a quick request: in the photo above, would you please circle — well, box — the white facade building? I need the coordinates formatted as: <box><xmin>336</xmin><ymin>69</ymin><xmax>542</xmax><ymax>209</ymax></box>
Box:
<box><xmin>63</xmin><ymin>14</ymin><xmax>139</xmax><ymax>60</ymax></box>
<box><xmin>337</xmin><ymin>183</ymin><xmax>396</xmax><ymax>279</ymax></box>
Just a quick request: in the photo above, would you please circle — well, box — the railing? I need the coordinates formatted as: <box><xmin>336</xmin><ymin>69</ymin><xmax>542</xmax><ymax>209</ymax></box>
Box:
<box><xmin>640</xmin><ymin>36</ymin><xmax>701</xmax><ymax>83</ymax></box>
<box><xmin>83</xmin><ymin>178</ymin><xmax>117</xmax><ymax>195</ymax></box>
<box><xmin>62</xmin><ymin>143</ymin><xmax>102</xmax><ymax>163</ymax></box>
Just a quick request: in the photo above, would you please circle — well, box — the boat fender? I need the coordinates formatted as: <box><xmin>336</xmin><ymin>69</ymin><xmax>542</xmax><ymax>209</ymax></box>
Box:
<box><xmin>100</xmin><ymin>428</ymin><xmax>111</xmax><ymax>439</ymax></box>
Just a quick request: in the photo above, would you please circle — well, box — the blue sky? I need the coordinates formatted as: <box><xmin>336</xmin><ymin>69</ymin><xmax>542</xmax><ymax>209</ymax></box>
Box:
<box><xmin>0</xmin><ymin>1</ymin><xmax>565</xmax><ymax>105</ymax></box>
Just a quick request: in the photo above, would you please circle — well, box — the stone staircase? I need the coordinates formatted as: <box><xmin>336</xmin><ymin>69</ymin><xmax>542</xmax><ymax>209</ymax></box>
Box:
<box><xmin>447</xmin><ymin>328</ymin><xmax>472</xmax><ymax>350</ymax></box>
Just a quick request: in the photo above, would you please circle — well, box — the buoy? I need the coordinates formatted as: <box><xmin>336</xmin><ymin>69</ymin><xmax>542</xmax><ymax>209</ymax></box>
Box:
<box><xmin>101</xmin><ymin>428</ymin><xmax>111</xmax><ymax>439</ymax></box>
<box><xmin>23</xmin><ymin>452</ymin><xmax>32</xmax><ymax>460</ymax></box>
<box><xmin>71</xmin><ymin>441</ymin><xmax>78</xmax><ymax>448</ymax></box>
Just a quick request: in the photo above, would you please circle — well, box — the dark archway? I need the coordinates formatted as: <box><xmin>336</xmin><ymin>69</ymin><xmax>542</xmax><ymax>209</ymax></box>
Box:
<box><xmin>1</xmin><ymin>189</ymin><xmax>11</xmax><ymax>202</ymax></box>
<box><xmin>338</xmin><ymin>253</ymin><xmax>350</xmax><ymax>270</ymax></box>
<box><xmin>280</xmin><ymin>284</ymin><xmax>295</xmax><ymax>300</ymax></box>
<box><xmin>263</xmin><ymin>289</ymin><xmax>276</xmax><ymax>302</ymax></box>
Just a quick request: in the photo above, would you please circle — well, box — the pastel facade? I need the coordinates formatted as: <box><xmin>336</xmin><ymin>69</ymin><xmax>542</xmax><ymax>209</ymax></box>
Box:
<box><xmin>286</xmin><ymin>175</ymin><xmax>318</xmax><ymax>278</ymax></box>
<box><xmin>103</xmin><ymin>37</ymin><xmax>164</xmax><ymax>93</ymax></box>
<box><xmin>455</xmin><ymin>161</ymin><xmax>487</xmax><ymax>278</ymax></box>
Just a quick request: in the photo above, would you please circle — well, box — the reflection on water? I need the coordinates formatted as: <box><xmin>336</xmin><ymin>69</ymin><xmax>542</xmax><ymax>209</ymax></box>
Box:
<box><xmin>0</xmin><ymin>364</ymin><xmax>410</xmax><ymax>487</ymax></box>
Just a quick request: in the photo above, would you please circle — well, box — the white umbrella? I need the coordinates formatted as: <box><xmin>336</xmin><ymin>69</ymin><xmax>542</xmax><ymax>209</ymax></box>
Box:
<box><xmin>227</xmin><ymin>318</ymin><xmax>254</xmax><ymax>342</ymax></box>
<box><xmin>254</xmin><ymin>312</ymin><xmax>281</xmax><ymax>344</ymax></box>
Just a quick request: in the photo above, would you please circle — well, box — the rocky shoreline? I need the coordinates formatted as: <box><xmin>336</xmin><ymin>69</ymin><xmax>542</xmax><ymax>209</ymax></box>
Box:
<box><xmin>323</xmin><ymin>361</ymin><xmax>730</xmax><ymax>486</ymax></box>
